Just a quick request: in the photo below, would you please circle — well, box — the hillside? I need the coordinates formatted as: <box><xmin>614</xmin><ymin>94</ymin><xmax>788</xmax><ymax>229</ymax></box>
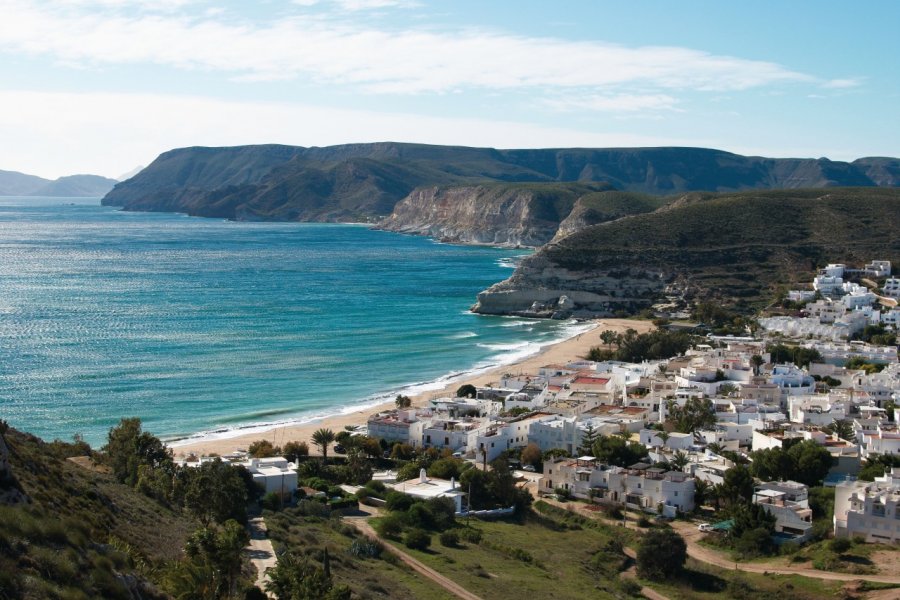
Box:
<box><xmin>101</xmin><ymin>143</ymin><xmax>899</xmax><ymax>222</ymax></box>
<box><xmin>0</xmin><ymin>426</ymin><xmax>196</xmax><ymax>598</ymax></box>
<box><xmin>0</xmin><ymin>169</ymin><xmax>117</xmax><ymax>197</ymax></box>
<box><xmin>472</xmin><ymin>187</ymin><xmax>900</xmax><ymax>318</ymax></box>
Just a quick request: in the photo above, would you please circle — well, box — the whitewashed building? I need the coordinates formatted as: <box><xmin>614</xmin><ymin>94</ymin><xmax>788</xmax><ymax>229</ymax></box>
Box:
<box><xmin>834</xmin><ymin>469</ymin><xmax>900</xmax><ymax>543</ymax></box>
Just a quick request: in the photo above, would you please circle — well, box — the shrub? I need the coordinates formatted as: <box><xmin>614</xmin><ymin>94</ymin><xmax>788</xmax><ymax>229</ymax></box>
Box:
<box><xmin>554</xmin><ymin>487</ymin><xmax>570</xmax><ymax>500</ymax></box>
<box><xmin>830</xmin><ymin>536</ymin><xmax>852</xmax><ymax>554</ymax></box>
<box><xmin>636</xmin><ymin>515</ymin><xmax>651</xmax><ymax>528</ymax></box>
<box><xmin>620</xmin><ymin>578</ymin><xmax>642</xmax><ymax>596</ymax></box>
<box><xmin>459</xmin><ymin>527</ymin><xmax>482</xmax><ymax>544</ymax></box>
<box><xmin>636</xmin><ymin>528</ymin><xmax>686</xmax><ymax>581</ymax></box>
<box><xmin>295</xmin><ymin>500</ymin><xmax>330</xmax><ymax>518</ymax></box>
<box><xmin>375</xmin><ymin>515</ymin><xmax>404</xmax><ymax>539</ymax></box>
<box><xmin>385</xmin><ymin>491</ymin><xmax>416</xmax><ymax>512</ymax></box>
<box><xmin>439</xmin><ymin>531</ymin><xmax>459</xmax><ymax>547</ymax></box>
<box><xmin>261</xmin><ymin>492</ymin><xmax>282</xmax><ymax>511</ymax></box>
<box><xmin>404</xmin><ymin>528</ymin><xmax>431</xmax><ymax>551</ymax></box>
<box><xmin>851</xmin><ymin>534</ymin><xmax>866</xmax><ymax>545</ymax></box>
<box><xmin>364</xmin><ymin>480</ymin><xmax>386</xmax><ymax>495</ymax></box>
<box><xmin>348</xmin><ymin>537</ymin><xmax>384</xmax><ymax>559</ymax></box>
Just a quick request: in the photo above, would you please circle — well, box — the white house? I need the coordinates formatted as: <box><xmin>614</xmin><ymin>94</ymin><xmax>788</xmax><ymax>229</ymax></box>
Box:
<box><xmin>540</xmin><ymin>457</ymin><xmax>695</xmax><ymax>517</ymax></box>
<box><xmin>367</xmin><ymin>409</ymin><xmax>429</xmax><ymax>447</ymax></box>
<box><xmin>754</xmin><ymin>481</ymin><xmax>814</xmax><ymax>542</ymax></box>
<box><xmin>638</xmin><ymin>429</ymin><xmax>694</xmax><ymax>451</ymax></box>
<box><xmin>389</xmin><ymin>469</ymin><xmax>467</xmax><ymax>513</ymax></box>
<box><xmin>833</xmin><ymin>468</ymin><xmax>900</xmax><ymax>543</ymax></box>
<box><xmin>243</xmin><ymin>457</ymin><xmax>299</xmax><ymax>498</ymax></box>
<box><xmin>883</xmin><ymin>278</ymin><xmax>900</xmax><ymax>299</ymax></box>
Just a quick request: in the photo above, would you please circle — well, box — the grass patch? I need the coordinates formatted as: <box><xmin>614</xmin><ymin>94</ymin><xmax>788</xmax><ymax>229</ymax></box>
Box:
<box><xmin>265</xmin><ymin>509</ymin><xmax>456</xmax><ymax>600</ymax></box>
<box><xmin>380</xmin><ymin>509</ymin><xmax>637</xmax><ymax>599</ymax></box>
<box><xmin>639</xmin><ymin>558</ymin><xmax>845</xmax><ymax>600</ymax></box>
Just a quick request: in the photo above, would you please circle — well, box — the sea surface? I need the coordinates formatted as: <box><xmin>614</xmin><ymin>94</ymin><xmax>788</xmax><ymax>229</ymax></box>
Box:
<box><xmin>0</xmin><ymin>198</ymin><xmax>589</xmax><ymax>446</ymax></box>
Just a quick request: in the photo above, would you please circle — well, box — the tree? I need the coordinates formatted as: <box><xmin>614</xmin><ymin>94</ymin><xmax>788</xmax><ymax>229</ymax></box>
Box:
<box><xmin>671</xmin><ymin>450</ymin><xmax>690</xmax><ymax>471</ymax></box>
<box><xmin>266</xmin><ymin>554</ymin><xmax>350</xmax><ymax>600</ymax></box>
<box><xmin>600</xmin><ymin>329</ymin><xmax>618</xmax><ymax>349</ymax></box>
<box><xmin>693</xmin><ymin>479</ymin><xmax>710</xmax><ymax>511</ymax></box>
<box><xmin>456</xmin><ymin>384</ymin><xmax>477</xmax><ymax>399</ymax></box>
<box><xmin>183</xmin><ymin>459</ymin><xmax>250</xmax><ymax>525</ymax></box>
<box><xmin>520</xmin><ymin>443</ymin><xmax>542</xmax><ymax>468</ymax></box>
<box><xmin>404</xmin><ymin>529</ymin><xmax>431</xmax><ymax>550</ymax></box>
<box><xmin>577</xmin><ymin>423</ymin><xmax>599</xmax><ymax>456</ymax></box>
<box><xmin>749</xmin><ymin>447</ymin><xmax>796</xmax><ymax>482</ymax></box>
<box><xmin>826</xmin><ymin>419</ymin><xmax>856</xmax><ymax>442</ymax></box>
<box><xmin>103</xmin><ymin>417</ymin><xmax>172</xmax><ymax>487</ymax></box>
<box><xmin>858</xmin><ymin>454</ymin><xmax>900</xmax><ymax>481</ymax></box>
<box><xmin>283</xmin><ymin>441</ymin><xmax>309</xmax><ymax>462</ymax></box>
<box><xmin>395</xmin><ymin>394</ymin><xmax>412</xmax><ymax>409</ymax></box>
<box><xmin>248</xmin><ymin>439</ymin><xmax>280</xmax><ymax>458</ymax></box>
<box><xmin>667</xmin><ymin>397</ymin><xmax>716</xmax><ymax>433</ymax></box>
<box><xmin>750</xmin><ymin>354</ymin><xmax>765</xmax><ymax>376</ymax></box>
<box><xmin>183</xmin><ymin>520</ymin><xmax>249</xmax><ymax>598</ymax></box>
<box><xmin>722</xmin><ymin>465</ymin><xmax>754</xmax><ymax>505</ymax></box>
<box><xmin>636</xmin><ymin>529</ymin><xmax>687</xmax><ymax>581</ymax></box>
<box><xmin>591</xmin><ymin>435</ymin><xmax>648</xmax><ymax>468</ymax></box>
<box><xmin>787</xmin><ymin>440</ymin><xmax>833</xmax><ymax>487</ymax></box>
<box><xmin>311</xmin><ymin>428</ymin><xmax>336</xmax><ymax>463</ymax></box>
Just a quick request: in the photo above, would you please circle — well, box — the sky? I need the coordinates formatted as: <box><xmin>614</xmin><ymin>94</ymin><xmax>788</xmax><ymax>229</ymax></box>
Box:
<box><xmin>0</xmin><ymin>0</ymin><xmax>897</xmax><ymax>179</ymax></box>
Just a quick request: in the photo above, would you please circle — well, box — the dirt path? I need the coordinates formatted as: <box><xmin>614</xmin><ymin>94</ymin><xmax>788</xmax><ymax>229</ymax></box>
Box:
<box><xmin>668</xmin><ymin>521</ymin><xmax>900</xmax><ymax>584</ymax></box>
<box><xmin>536</xmin><ymin>495</ymin><xmax>900</xmax><ymax>586</ymax></box>
<box><xmin>619</xmin><ymin>547</ymin><xmax>672</xmax><ymax>600</ymax></box>
<box><xmin>247</xmin><ymin>517</ymin><xmax>277</xmax><ymax>597</ymax></box>
<box><xmin>347</xmin><ymin>517</ymin><xmax>484</xmax><ymax>600</ymax></box>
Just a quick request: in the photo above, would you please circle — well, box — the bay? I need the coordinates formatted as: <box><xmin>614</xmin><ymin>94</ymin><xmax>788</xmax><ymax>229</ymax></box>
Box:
<box><xmin>0</xmin><ymin>198</ymin><xmax>584</xmax><ymax>446</ymax></box>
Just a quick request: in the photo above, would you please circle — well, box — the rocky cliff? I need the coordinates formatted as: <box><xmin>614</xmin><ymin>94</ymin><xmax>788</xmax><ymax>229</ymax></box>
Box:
<box><xmin>474</xmin><ymin>188</ymin><xmax>900</xmax><ymax>318</ymax></box>
<box><xmin>378</xmin><ymin>182</ymin><xmax>610</xmax><ymax>247</ymax></box>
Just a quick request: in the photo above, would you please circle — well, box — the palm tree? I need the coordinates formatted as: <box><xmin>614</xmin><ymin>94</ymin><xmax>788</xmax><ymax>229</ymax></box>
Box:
<box><xmin>395</xmin><ymin>394</ymin><xmax>412</xmax><ymax>409</ymax></box>
<box><xmin>672</xmin><ymin>450</ymin><xmax>690</xmax><ymax>471</ymax></box>
<box><xmin>706</xmin><ymin>442</ymin><xmax>724</xmax><ymax>455</ymax></box>
<box><xmin>750</xmin><ymin>354</ymin><xmax>764</xmax><ymax>376</ymax></box>
<box><xmin>311</xmin><ymin>428</ymin><xmax>336</xmax><ymax>463</ymax></box>
<box><xmin>693</xmin><ymin>479</ymin><xmax>710</xmax><ymax>511</ymax></box>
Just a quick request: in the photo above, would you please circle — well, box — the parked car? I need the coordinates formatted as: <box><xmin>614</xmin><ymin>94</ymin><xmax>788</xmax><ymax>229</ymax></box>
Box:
<box><xmin>333</xmin><ymin>444</ymin><xmax>346</xmax><ymax>454</ymax></box>
<box><xmin>698</xmin><ymin>523</ymin><xmax>713</xmax><ymax>532</ymax></box>
<box><xmin>522</xmin><ymin>464</ymin><xmax>536</xmax><ymax>472</ymax></box>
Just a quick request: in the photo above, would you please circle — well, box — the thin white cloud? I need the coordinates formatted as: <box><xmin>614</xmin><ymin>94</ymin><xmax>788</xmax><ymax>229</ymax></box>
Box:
<box><xmin>822</xmin><ymin>77</ymin><xmax>864</xmax><ymax>89</ymax></box>
<box><xmin>542</xmin><ymin>93</ymin><xmax>680</xmax><ymax>113</ymax></box>
<box><xmin>0</xmin><ymin>0</ymin><xmax>812</xmax><ymax>94</ymax></box>
<box><xmin>0</xmin><ymin>89</ymin><xmax>706</xmax><ymax>179</ymax></box>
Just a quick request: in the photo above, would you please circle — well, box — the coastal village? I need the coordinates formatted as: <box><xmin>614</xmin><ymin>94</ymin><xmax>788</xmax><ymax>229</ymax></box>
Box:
<box><xmin>161</xmin><ymin>259</ymin><xmax>900</xmax><ymax>598</ymax></box>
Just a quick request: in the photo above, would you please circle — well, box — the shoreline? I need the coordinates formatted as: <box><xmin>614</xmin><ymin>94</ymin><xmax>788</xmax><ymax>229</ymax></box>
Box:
<box><xmin>170</xmin><ymin>318</ymin><xmax>655</xmax><ymax>458</ymax></box>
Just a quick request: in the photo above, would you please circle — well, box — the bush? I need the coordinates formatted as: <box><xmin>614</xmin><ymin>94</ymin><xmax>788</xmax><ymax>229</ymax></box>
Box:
<box><xmin>636</xmin><ymin>529</ymin><xmax>686</xmax><ymax>581</ymax></box>
<box><xmin>459</xmin><ymin>527</ymin><xmax>482</xmax><ymax>544</ymax></box>
<box><xmin>439</xmin><ymin>530</ymin><xmax>459</xmax><ymax>547</ymax></box>
<box><xmin>830</xmin><ymin>537</ymin><xmax>852</xmax><ymax>554</ymax></box>
<box><xmin>385</xmin><ymin>491</ymin><xmax>416</xmax><ymax>512</ymax></box>
<box><xmin>375</xmin><ymin>515</ymin><xmax>404</xmax><ymax>539</ymax></box>
<box><xmin>295</xmin><ymin>500</ymin><xmax>330</xmax><ymax>518</ymax></box>
<box><xmin>620</xmin><ymin>578</ymin><xmax>643</xmax><ymax>596</ymax></box>
<box><xmin>636</xmin><ymin>515</ymin><xmax>651</xmax><ymax>528</ymax></box>
<box><xmin>261</xmin><ymin>492</ymin><xmax>282</xmax><ymax>511</ymax></box>
<box><xmin>554</xmin><ymin>487</ymin><xmax>570</xmax><ymax>501</ymax></box>
<box><xmin>348</xmin><ymin>537</ymin><xmax>384</xmax><ymax>559</ymax></box>
<box><xmin>404</xmin><ymin>528</ymin><xmax>431</xmax><ymax>551</ymax></box>
<box><xmin>852</xmin><ymin>534</ymin><xmax>866</xmax><ymax>545</ymax></box>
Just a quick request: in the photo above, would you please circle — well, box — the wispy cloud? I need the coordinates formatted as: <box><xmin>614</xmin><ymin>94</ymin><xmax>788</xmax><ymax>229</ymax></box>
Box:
<box><xmin>822</xmin><ymin>77</ymin><xmax>864</xmax><ymax>89</ymax></box>
<box><xmin>542</xmin><ymin>93</ymin><xmax>680</xmax><ymax>113</ymax></box>
<box><xmin>0</xmin><ymin>0</ymin><xmax>813</xmax><ymax>98</ymax></box>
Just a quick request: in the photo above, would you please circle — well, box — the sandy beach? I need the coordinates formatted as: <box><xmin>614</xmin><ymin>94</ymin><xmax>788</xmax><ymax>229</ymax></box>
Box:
<box><xmin>170</xmin><ymin>318</ymin><xmax>655</xmax><ymax>458</ymax></box>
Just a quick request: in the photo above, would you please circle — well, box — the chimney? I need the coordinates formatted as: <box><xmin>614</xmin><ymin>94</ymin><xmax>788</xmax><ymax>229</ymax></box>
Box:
<box><xmin>420</xmin><ymin>468</ymin><xmax>427</xmax><ymax>483</ymax></box>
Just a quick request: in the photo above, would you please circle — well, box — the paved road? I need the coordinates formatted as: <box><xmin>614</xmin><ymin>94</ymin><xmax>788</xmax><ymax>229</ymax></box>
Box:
<box><xmin>347</xmin><ymin>517</ymin><xmax>484</xmax><ymax>600</ymax></box>
<box><xmin>246</xmin><ymin>517</ymin><xmax>277</xmax><ymax>597</ymax></box>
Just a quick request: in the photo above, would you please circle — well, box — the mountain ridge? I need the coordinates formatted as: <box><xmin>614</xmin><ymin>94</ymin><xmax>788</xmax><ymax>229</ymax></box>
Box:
<box><xmin>101</xmin><ymin>143</ymin><xmax>899</xmax><ymax>222</ymax></box>
<box><xmin>0</xmin><ymin>169</ymin><xmax>118</xmax><ymax>197</ymax></box>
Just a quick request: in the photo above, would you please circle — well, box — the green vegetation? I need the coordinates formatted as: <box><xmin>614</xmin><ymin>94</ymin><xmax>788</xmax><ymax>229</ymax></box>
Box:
<box><xmin>0</xmin><ymin>425</ymin><xmax>199</xmax><ymax>598</ymax></box>
<box><xmin>852</xmin><ymin>323</ymin><xmax>897</xmax><ymax>346</ymax></box>
<box><xmin>667</xmin><ymin>397</ymin><xmax>717</xmax><ymax>434</ymax></box>
<box><xmin>767</xmin><ymin>344</ymin><xmax>822</xmax><ymax>368</ymax></box>
<box><xmin>637</xmin><ymin>528</ymin><xmax>687</xmax><ymax>580</ymax></box>
<box><xmin>264</xmin><ymin>508</ymin><xmax>455</xmax><ymax>600</ymax></box>
<box><xmin>455</xmin><ymin>383</ymin><xmax>477</xmax><ymax>398</ymax></box>
<box><xmin>312</xmin><ymin>428</ymin><xmax>337</xmax><ymax>463</ymax></box>
<box><xmin>639</xmin><ymin>558</ymin><xmax>845</xmax><ymax>600</ymax></box>
<box><xmin>380</xmin><ymin>503</ymin><xmax>637</xmax><ymax>599</ymax></box>
<box><xmin>748</xmin><ymin>440</ymin><xmax>834</xmax><ymax>487</ymax></box>
<box><xmin>588</xmin><ymin>327</ymin><xmax>695</xmax><ymax>362</ymax></box>
<box><xmin>542</xmin><ymin>187</ymin><xmax>900</xmax><ymax>311</ymax></box>
<box><xmin>858</xmin><ymin>453</ymin><xmax>900</xmax><ymax>481</ymax></box>
<box><xmin>844</xmin><ymin>355</ymin><xmax>888</xmax><ymax>374</ymax></box>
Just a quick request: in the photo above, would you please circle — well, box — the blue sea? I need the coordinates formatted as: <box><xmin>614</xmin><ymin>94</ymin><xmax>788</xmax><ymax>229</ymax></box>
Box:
<box><xmin>0</xmin><ymin>198</ymin><xmax>588</xmax><ymax>446</ymax></box>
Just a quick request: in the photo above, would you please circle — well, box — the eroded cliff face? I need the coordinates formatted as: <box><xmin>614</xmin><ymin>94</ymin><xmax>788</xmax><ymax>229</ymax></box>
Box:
<box><xmin>472</xmin><ymin>253</ymin><xmax>669</xmax><ymax>319</ymax></box>
<box><xmin>379</xmin><ymin>185</ymin><xmax>575</xmax><ymax>247</ymax></box>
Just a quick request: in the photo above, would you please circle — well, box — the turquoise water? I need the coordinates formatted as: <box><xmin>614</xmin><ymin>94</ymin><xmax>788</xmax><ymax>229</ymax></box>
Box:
<box><xmin>0</xmin><ymin>198</ymin><xmax>587</xmax><ymax>446</ymax></box>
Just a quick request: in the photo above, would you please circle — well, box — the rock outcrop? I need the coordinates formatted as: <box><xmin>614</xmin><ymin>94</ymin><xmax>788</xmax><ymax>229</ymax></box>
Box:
<box><xmin>379</xmin><ymin>183</ymin><xmax>609</xmax><ymax>247</ymax></box>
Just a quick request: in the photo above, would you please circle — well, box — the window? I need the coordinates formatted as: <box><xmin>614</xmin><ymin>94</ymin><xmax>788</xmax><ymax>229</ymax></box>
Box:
<box><xmin>674</xmin><ymin>491</ymin><xmax>678</xmax><ymax>497</ymax></box>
